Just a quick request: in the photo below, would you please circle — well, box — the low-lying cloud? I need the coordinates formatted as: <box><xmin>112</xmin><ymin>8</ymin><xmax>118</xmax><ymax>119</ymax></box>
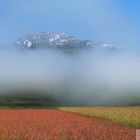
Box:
<box><xmin>0</xmin><ymin>47</ymin><xmax>140</xmax><ymax>106</ymax></box>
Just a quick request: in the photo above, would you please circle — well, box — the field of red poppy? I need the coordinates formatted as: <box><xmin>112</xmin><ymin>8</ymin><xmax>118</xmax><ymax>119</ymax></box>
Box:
<box><xmin>0</xmin><ymin>109</ymin><xmax>136</xmax><ymax>140</ymax></box>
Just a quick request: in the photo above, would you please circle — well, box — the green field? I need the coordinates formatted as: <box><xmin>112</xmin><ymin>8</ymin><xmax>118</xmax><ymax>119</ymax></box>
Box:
<box><xmin>59</xmin><ymin>107</ymin><xmax>140</xmax><ymax>128</ymax></box>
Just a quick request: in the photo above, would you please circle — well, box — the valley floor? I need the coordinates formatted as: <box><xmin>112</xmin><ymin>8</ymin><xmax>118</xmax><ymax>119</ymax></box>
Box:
<box><xmin>0</xmin><ymin>109</ymin><xmax>136</xmax><ymax>140</ymax></box>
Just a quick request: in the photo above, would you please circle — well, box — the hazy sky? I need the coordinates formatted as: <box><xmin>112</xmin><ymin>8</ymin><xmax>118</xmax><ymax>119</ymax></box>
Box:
<box><xmin>0</xmin><ymin>0</ymin><xmax>140</xmax><ymax>49</ymax></box>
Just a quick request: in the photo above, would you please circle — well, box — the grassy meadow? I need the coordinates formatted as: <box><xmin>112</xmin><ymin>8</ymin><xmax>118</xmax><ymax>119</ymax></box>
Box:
<box><xmin>59</xmin><ymin>107</ymin><xmax>140</xmax><ymax>128</ymax></box>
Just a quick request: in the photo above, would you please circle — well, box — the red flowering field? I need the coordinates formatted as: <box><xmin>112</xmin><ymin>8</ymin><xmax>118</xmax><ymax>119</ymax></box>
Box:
<box><xmin>0</xmin><ymin>109</ymin><xmax>135</xmax><ymax>140</ymax></box>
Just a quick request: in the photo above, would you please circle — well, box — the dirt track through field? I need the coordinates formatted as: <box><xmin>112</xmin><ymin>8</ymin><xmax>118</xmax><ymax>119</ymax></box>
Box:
<box><xmin>0</xmin><ymin>109</ymin><xmax>136</xmax><ymax>140</ymax></box>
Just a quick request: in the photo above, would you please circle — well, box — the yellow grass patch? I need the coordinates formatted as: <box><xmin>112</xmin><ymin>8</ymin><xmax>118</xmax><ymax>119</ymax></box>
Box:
<box><xmin>59</xmin><ymin>107</ymin><xmax>140</xmax><ymax>128</ymax></box>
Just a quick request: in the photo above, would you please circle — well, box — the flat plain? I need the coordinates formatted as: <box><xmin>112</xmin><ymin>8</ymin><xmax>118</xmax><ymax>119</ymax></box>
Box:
<box><xmin>0</xmin><ymin>109</ymin><xmax>136</xmax><ymax>140</ymax></box>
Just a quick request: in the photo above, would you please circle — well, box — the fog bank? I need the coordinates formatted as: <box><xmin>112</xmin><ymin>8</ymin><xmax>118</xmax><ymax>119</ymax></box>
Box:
<box><xmin>0</xmin><ymin>47</ymin><xmax>140</xmax><ymax>105</ymax></box>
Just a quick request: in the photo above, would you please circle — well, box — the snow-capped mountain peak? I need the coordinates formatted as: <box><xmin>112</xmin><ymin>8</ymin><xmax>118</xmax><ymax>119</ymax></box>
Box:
<box><xmin>15</xmin><ymin>32</ymin><xmax>116</xmax><ymax>50</ymax></box>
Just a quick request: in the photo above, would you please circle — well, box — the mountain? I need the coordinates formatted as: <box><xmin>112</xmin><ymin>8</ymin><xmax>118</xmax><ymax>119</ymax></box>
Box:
<box><xmin>15</xmin><ymin>32</ymin><xmax>115</xmax><ymax>50</ymax></box>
